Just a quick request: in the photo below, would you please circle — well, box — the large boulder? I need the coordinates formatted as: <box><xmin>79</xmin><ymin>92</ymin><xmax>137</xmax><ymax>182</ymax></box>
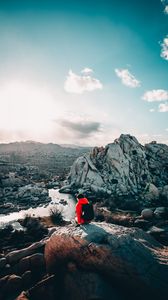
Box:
<box><xmin>160</xmin><ymin>185</ymin><xmax>168</xmax><ymax>203</ymax></box>
<box><xmin>6</xmin><ymin>240</ymin><xmax>46</xmax><ymax>264</ymax></box>
<box><xmin>142</xmin><ymin>183</ymin><xmax>159</xmax><ymax>205</ymax></box>
<box><xmin>45</xmin><ymin>222</ymin><xmax>168</xmax><ymax>300</ymax></box>
<box><xmin>63</xmin><ymin>134</ymin><xmax>168</xmax><ymax>207</ymax></box>
<box><xmin>0</xmin><ymin>274</ymin><xmax>22</xmax><ymax>300</ymax></box>
<box><xmin>18</xmin><ymin>253</ymin><xmax>45</xmax><ymax>276</ymax></box>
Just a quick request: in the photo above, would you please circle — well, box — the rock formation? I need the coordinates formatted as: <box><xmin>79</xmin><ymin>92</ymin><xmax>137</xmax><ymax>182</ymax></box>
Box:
<box><xmin>44</xmin><ymin>222</ymin><xmax>168</xmax><ymax>300</ymax></box>
<box><xmin>0</xmin><ymin>240</ymin><xmax>47</xmax><ymax>300</ymax></box>
<box><xmin>60</xmin><ymin>134</ymin><xmax>168</xmax><ymax>208</ymax></box>
<box><xmin>1</xmin><ymin>221</ymin><xmax>168</xmax><ymax>300</ymax></box>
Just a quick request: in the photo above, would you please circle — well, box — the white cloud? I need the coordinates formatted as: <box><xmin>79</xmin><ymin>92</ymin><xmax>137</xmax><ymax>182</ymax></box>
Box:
<box><xmin>164</xmin><ymin>5</ymin><xmax>168</xmax><ymax>13</ymax></box>
<box><xmin>160</xmin><ymin>36</ymin><xmax>168</xmax><ymax>60</ymax></box>
<box><xmin>142</xmin><ymin>89</ymin><xmax>168</xmax><ymax>102</ymax></box>
<box><xmin>160</xmin><ymin>0</ymin><xmax>168</xmax><ymax>14</ymax></box>
<box><xmin>158</xmin><ymin>103</ymin><xmax>168</xmax><ymax>112</ymax></box>
<box><xmin>81</xmin><ymin>68</ymin><xmax>93</xmax><ymax>74</ymax></box>
<box><xmin>64</xmin><ymin>69</ymin><xmax>103</xmax><ymax>94</ymax></box>
<box><xmin>115</xmin><ymin>68</ymin><xmax>140</xmax><ymax>88</ymax></box>
<box><xmin>149</xmin><ymin>108</ymin><xmax>155</xmax><ymax>112</ymax></box>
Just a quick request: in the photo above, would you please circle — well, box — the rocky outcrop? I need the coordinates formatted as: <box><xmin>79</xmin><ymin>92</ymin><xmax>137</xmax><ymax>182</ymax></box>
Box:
<box><xmin>2</xmin><ymin>221</ymin><xmax>168</xmax><ymax>300</ymax></box>
<box><xmin>62</xmin><ymin>134</ymin><xmax>168</xmax><ymax>208</ymax></box>
<box><xmin>0</xmin><ymin>183</ymin><xmax>51</xmax><ymax>215</ymax></box>
<box><xmin>0</xmin><ymin>240</ymin><xmax>47</xmax><ymax>300</ymax></box>
<box><xmin>45</xmin><ymin>222</ymin><xmax>168</xmax><ymax>300</ymax></box>
<box><xmin>5</xmin><ymin>240</ymin><xmax>46</xmax><ymax>264</ymax></box>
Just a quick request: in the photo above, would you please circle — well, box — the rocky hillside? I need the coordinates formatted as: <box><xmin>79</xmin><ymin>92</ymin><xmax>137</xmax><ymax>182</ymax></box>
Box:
<box><xmin>60</xmin><ymin>134</ymin><xmax>168</xmax><ymax>209</ymax></box>
<box><xmin>0</xmin><ymin>141</ymin><xmax>90</xmax><ymax>177</ymax></box>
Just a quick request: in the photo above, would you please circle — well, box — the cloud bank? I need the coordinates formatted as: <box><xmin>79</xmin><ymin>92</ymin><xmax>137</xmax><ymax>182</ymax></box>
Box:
<box><xmin>158</xmin><ymin>103</ymin><xmax>168</xmax><ymax>112</ymax></box>
<box><xmin>161</xmin><ymin>36</ymin><xmax>168</xmax><ymax>60</ymax></box>
<box><xmin>58</xmin><ymin>119</ymin><xmax>101</xmax><ymax>138</ymax></box>
<box><xmin>142</xmin><ymin>89</ymin><xmax>168</xmax><ymax>102</ymax></box>
<box><xmin>115</xmin><ymin>68</ymin><xmax>140</xmax><ymax>88</ymax></box>
<box><xmin>64</xmin><ymin>69</ymin><xmax>103</xmax><ymax>94</ymax></box>
<box><xmin>81</xmin><ymin>68</ymin><xmax>93</xmax><ymax>74</ymax></box>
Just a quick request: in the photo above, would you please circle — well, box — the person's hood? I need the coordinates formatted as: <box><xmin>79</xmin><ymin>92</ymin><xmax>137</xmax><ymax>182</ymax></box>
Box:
<box><xmin>78</xmin><ymin>198</ymin><xmax>89</xmax><ymax>204</ymax></box>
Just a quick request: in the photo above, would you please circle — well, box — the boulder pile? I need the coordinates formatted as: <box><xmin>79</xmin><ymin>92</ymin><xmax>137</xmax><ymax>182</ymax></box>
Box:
<box><xmin>0</xmin><ymin>240</ymin><xmax>47</xmax><ymax>300</ymax></box>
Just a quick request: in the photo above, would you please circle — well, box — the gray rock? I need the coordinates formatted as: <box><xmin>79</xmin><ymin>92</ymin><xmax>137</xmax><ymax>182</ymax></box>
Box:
<box><xmin>22</xmin><ymin>270</ymin><xmax>32</xmax><ymax>289</ymax></box>
<box><xmin>0</xmin><ymin>274</ymin><xmax>22</xmax><ymax>297</ymax></box>
<box><xmin>48</xmin><ymin>227</ymin><xmax>57</xmax><ymax>237</ymax></box>
<box><xmin>154</xmin><ymin>207</ymin><xmax>168</xmax><ymax>219</ymax></box>
<box><xmin>142</xmin><ymin>183</ymin><xmax>159</xmax><ymax>203</ymax></box>
<box><xmin>63</xmin><ymin>134</ymin><xmax>168</xmax><ymax>208</ymax></box>
<box><xmin>141</xmin><ymin>208</ymin><xmax>154</xmax><ymax>220</ymax></box>
<box><xmin>147</xmin><ymin>226</ymin><xmax>165</xmax><ymax>235</ymax></box>
<box><xmin>134</xmin><ymin>219</ymin><xmax>152</xmax><ymax>230</ymax></box>
<box><xmin>160</xmin><ymin>185</ymin><xmax>168</xmax><ymax>202</ymax></box>
<box><xmin>0</xmin><ymin>257</ymin><xmax>7</xmax><ymax>269</ymax></box>
<box><xmin>6</xmin><ymin>240</ymin><xmax>46</xmax><ymax>264</ymax></box>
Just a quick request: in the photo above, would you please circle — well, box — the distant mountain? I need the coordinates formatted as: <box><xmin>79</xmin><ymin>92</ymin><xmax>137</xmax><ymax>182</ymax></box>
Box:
<box><xmin>0</xmin><ymin>141</ymin><xmax>62</xmax><ymax>153</ymax></box>
<box><xmin>0</xmin><ymin>141</ymin><xmax>91</xmax><ymax>176</ymax></box>
<box><xmin>0</xmin><ymin>141</ymin><xmax>90</xmax><ymax>152</ymax></box>
<box><xmin>60</xmin><ymin>144</ymin><xmax>89</xmax><ymax>149</ymax></box>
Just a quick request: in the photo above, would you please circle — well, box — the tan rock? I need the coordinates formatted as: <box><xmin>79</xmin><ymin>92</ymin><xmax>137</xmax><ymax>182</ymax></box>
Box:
<box><xmin>16</xmin><ymin>291</ymin><xmax>29</xmax><ymax>300</ymax></box>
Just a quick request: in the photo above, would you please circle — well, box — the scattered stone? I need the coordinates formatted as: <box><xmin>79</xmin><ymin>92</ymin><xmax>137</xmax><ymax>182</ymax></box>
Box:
<box><xmin>160</xmin><ymin>185</ymin><xmax>168</xmax><ymax>203</ymax></box>
<box><xmin>27</xmin><ymin>275</ymin><xmax>56</xmax><ymax>300</ymax></box>
<box><xmin>16</xmin><ymin>291</ymin><xmax>29</xmax><ymax>300</ymax></box>
<box><xmin>0</xmin><ymin>257</ymin><xmax>7</xmax><ymax>269</ymax></box>
<box><xmin>143</xmin><ymin>183</ymin><xmax>159</xmax><ymax>203</ymax></box>
<box><xmin>141</xmin><ymin>208</ymin><xmax>154</xmax><ymax>220</ymax></box>
<box><xmin>6</xmin><ymin>240</ymin><xmax>46</xmax><ymax>264</ymax></box>
<box><xmin>154</xmin><ymin>207</ymin><xmax>168</xmax><ymax>219</ymax></box>
<box><xmin>59</xmin><ymin>199</ymin><xmax>68</xmax><ymax>205</ymax></box>
<box><xmin>48</xmin><ymin>227</ymin><xmax>57</xmax><ymax>237</ymax></box>
<box><xmin>22</xmin><ymin>270</ymin><xmax>32</xmax><ymax>289</ymax></box>
<box><xmin>147</xmin><ymin>226</ymin><xmax>165</xmax><ymax>235</ymax></box>
<box><xmin>134</xmin><ymin>219</ymin><xmax>152</xmax><ymax>230</ymax></box>
<box><xmin>0</xmin><ymin>274</ymin><xmax>22</xmax><ymax>299</ymax></box>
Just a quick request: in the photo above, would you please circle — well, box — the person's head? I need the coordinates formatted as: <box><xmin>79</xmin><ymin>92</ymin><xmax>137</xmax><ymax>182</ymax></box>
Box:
<box><xmin>77</xmin><ymin>193</ymin><xmax>85</xmax><ymax>200</ymax></box>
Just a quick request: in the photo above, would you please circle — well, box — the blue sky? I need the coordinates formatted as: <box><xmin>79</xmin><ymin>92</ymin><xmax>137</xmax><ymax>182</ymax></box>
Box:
<box><xmin>0</xmin><ymin>0</ymin><xmax>168</xmax><ymax>145</ymax></box>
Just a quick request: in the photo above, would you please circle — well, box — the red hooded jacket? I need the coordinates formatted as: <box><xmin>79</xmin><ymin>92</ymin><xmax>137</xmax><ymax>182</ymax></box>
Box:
<box><xmin>76</xmin><ymin>197</ymin><xmax>90</xmax><ymax>224</ymax></box>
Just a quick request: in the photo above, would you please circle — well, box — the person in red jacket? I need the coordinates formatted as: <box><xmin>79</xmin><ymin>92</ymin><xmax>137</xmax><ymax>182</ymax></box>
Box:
<box><xmin>75</xmin><ymin>194</ymin><xmax>90</xmax><ymax>225</ymax></box>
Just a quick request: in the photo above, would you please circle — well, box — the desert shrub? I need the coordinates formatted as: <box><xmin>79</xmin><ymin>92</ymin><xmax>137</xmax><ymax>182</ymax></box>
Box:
<box><xmin>95</xmin><ymin>213</ymin><xmax>105</xmax><ymax>222</ymax></box>
<box><xmin>21</xmin><ymin>214</ymin><xmax>48</xmax><ymax>238</ymax></box>
<box><xmin>0</xmin><ymin>224</ymin><xmax>13</xmax><ymax>238</ymax></box>
<box><xmin>10</xmin><ymin>229</ymin><xmax>25</xmax><ymax>244</ymax></box>
<box><xmin>49</xmin><ymin>207</ymin><xmax>64</xmax><ymax>225</ymax></box>
<box><xmin>94</xmin><ymin>206</ymin><xmax>105</xmax><ymax>222</ymax></box>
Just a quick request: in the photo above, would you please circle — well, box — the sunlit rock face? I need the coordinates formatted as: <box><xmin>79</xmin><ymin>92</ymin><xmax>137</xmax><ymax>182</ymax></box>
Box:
<box><xmin>61</xmin><ymin>134</ymin><xmax>168</xmax><ymax>208</ymax></box>
<box><xmin>45</xmin><ymin>222</ymin><xmax>168</xmax><ymax>300</ymax></box>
